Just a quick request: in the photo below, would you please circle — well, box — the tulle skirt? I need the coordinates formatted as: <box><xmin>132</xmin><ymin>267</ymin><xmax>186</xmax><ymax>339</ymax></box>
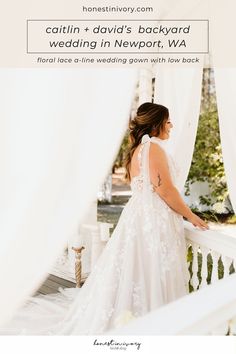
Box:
<box><xmin>0</xmin><ymin>191</ymin><xmax>188</xmax><ymax>335</ymax></box>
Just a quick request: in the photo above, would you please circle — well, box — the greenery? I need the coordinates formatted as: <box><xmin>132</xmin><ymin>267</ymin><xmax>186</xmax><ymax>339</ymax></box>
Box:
<box><xmin>187</xmin><ymin>209</ymin><xmax>236</xmax><ymax>224</ymax></box>
<box><xmin>187</xmin><ymin>246</ymin><xmax>235</xmax><ymax>293</ymax></box>
<box><xmin>113</xmin><ymin>131</ymin><xmax>129</xmax><ymax>172</ymax></box>
<box><xmin>185</xmin><ymin>110</ymin><xmax>228</xmax><ymax>208</ymax></box>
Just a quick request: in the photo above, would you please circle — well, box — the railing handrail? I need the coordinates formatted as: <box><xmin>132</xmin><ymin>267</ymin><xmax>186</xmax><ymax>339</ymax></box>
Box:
<box><xmin>184</xmin><ymin>221</ymin><xmax>236</xmax><ymax>260</ymax></box>
<box><xmin>111</xmin><ymin>273</ymin><xmax>236</xmax><ymax>335</ymax></box>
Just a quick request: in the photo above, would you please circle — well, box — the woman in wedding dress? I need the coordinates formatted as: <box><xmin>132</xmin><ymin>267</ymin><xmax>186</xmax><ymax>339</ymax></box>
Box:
<box><xmin>0</xmin><ymin>102</ymin><xmax>208</xmax><ymax>335</ymax></box>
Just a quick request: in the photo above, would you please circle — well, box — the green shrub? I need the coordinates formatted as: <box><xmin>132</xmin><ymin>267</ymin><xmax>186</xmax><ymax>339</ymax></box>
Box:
<box><xmin>185</xmin><ymin>110</ymin><xmax>228</xmax><ymax>207</ymax></box>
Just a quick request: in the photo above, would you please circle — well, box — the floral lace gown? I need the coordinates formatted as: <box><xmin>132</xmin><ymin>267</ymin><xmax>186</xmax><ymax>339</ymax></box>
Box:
<box><xmin>0</xmin><ymin>134</ymin><xmax>188</xmax><ymax>335</ymax></box>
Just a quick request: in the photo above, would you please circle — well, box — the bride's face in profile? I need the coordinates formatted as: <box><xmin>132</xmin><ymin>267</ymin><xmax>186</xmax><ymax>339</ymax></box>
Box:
<box><xmin>158</xmin><ymin>118</ymin><xmax>173</xmax><ymax>140</ymax></box>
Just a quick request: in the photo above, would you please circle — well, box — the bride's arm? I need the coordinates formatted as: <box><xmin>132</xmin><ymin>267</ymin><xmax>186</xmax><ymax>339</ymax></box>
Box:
<box><xmin>149</xmin><ymin>143</ymin><xmax>208</xmax><ymax>230</ymax></box>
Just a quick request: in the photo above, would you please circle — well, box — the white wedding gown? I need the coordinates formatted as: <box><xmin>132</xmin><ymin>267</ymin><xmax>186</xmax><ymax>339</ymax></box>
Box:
<box><xmin>0</xmin><ymin>134</ymin><xmax>188</xmax><ymax>335</ymax></box>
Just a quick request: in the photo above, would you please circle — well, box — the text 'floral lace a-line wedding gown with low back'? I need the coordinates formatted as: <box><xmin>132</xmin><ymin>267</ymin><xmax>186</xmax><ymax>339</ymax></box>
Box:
<box><xmin>1</xmin><ymin>134</ymin><xmax>188</xmax><ymax>335</ymax></box>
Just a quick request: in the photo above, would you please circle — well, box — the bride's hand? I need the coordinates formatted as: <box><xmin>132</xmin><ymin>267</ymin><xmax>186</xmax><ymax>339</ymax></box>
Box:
<box><xmin>188</xmin><ymin>213</ymin><xmax>209</xmax><ymax>230</ymax></box>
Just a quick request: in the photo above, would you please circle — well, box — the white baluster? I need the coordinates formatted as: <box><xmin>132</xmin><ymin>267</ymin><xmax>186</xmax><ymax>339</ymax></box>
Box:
<box><xmin>199</xmin><ymin>246</ymin><xmax>209</xmax><ymax>288</ymax></box>
<box><xmin>91</xmin><ymin>226</ymin><xmax>103</xmax><ymax>269</ymax></box>
<box><xmin>211</xmin><ymin>250</ymin><xmax>220</xmax><ymax>283</ymax></box>
<box><xmin>221</xmin><ymin>255</ymin><xmax>232</xmax><ymax>278</ymax></box>
<box><xmin>91</xmin><ymin>223</ymin><xmax>112</xmax><ymax>270</ymax></box>
<box><xmin>191</xmin><ymin>243</ymin><xmax>199</xmax><ymax>291</ymax></box>
<box><xmin>186</xmin><ymin>241</ymin><xmax>192</xmax><ymax>290</ymax></box>
<box><xmin>99</xmin><ymin>222</ymin><xmax>113</xmax><ymax>242</ymax></box>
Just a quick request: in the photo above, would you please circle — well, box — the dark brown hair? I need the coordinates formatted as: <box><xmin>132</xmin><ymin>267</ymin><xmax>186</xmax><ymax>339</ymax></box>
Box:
<box><xmin>125</xmin><ymin>102</ymin><xmax>169</xmax><ymax>181</ymax></box>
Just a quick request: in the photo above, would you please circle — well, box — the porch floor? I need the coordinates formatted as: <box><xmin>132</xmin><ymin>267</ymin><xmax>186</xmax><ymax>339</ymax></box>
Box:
<box><xmin>35</xmin><ymin>274</ymin><xmax>76</xmax><ymax>296</ymax></box>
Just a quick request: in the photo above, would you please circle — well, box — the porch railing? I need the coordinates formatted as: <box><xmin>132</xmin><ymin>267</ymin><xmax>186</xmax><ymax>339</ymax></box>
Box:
<box><xmin>185</xmin><ymin>222</ymin><xmax>236</xmax><ymax>290</ymax></box>
<box><xmin>112</xmin><ymin>221</ymin><xmax>236</xmax><ymax>335</ymax></box>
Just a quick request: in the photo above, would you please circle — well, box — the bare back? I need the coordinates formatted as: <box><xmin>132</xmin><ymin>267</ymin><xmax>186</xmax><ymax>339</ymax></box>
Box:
<box><xmin>130</xmin><ymin>144</ymin><xmax>143</xmax><ymax>180</ymax></box>
<box><xmin>130</xmin><ymin>140</ymin><xmax>173</xmax><ymax>194</ymax></box>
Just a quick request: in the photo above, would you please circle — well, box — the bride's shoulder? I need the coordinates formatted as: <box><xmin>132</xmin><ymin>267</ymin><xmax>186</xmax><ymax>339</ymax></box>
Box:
<box><xmin>150</xmin><ymin>140</ymin><xmax>166</xmax><ymax>156</ymax></box>
<box><xmin>149</xmin><ymin>142</ymin><xmax>169</xmax><ymax>169</ymax></box>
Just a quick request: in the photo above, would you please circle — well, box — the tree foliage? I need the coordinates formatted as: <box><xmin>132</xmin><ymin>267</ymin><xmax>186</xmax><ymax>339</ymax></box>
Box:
<box><xmin>185</xmin><ymin>110</ymin><xmax>228</xmax><ymax>207</ymax></box>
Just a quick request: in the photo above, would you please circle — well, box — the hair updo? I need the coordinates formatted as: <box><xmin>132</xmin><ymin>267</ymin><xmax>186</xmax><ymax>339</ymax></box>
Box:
<box><xmin>125</xmin><ymin>102</ymin><xmax>169</xmax><ymax>181</ymax></box>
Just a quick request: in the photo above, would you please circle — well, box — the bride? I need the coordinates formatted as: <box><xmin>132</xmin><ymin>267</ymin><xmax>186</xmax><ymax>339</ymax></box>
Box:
<box><xmin>0</xmin><ymin>102</ymin><xmax>208</xmax><ymax>335</ymax></box>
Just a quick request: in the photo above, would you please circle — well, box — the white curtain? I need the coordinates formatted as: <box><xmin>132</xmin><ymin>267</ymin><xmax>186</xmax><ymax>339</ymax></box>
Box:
<box><xmin>214</xmin><ymin>69</ymin><xmax>236</xmax><ymax>213</ymax></box>
<box><xmin>210</xmin><ymin>0</ymin><xmax>236</xmax><ymax>213</ymax></box>
<box><xmin>0</xmin><ymin>68</ymin><xmax>137</xmax><ymax>325</ymax></box>
<box><xmin>138</xmin><ymin>69</ymin><xmax>153</xmax><ymax>105</ymax></box>
<box><xmin>154</xmin><ymin>65</ymin><xmax>203</xmax><ymax>191</ymax></box>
